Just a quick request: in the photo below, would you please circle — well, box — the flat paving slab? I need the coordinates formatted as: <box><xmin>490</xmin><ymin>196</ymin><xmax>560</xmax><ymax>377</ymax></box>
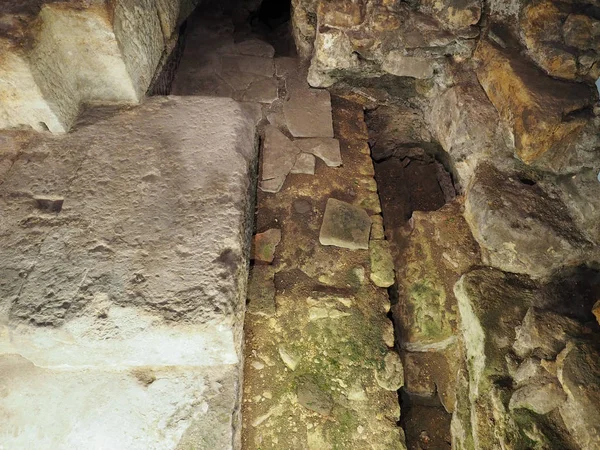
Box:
<box><xmin>283</xmin><ymin>87</ymin><xmax>334</xmax><ymax>138</ymax></box>
<box><xmin>0</xmin><ymin>96</ymin><xmax>258</xmax><ymax>449</ymax></box>
<box><xmin>319</xmin><ymin>198</ymin><xmax>372</xmax><ymax>250</ymax></box>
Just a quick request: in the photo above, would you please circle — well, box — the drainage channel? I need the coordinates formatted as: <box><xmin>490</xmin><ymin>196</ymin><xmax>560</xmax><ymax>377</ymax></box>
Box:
<box><xmin>366</xmin><ymin>103</ymin><xmax>458</xmax><ymax>450</ymax></box>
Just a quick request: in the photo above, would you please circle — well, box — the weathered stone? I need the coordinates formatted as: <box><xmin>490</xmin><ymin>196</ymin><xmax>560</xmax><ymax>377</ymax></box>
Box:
<box><xmin>375</xmin><ymin>352</ymin><xmax>404</xmax><ymax>391</ymax></box>
<box><xmin>0</xmin><ymin>96</ymin><xmax>258</xmax><ymax>448</ymax></box>
<box><xmin>509</xmin><ymin>381</ymin><xmax>566</xmax><ymax>415</ymax></box>
<box><xmin>369</xmin><ymin>240</ymin><xmax>395</xmax><ymax>288</ymax></box>
<box><xmin>428</xmin><ymin>76</ymin><xmax>512</xmax><ymax>187</ymax></box>
<box><xmin>557</xmin><ymin>342</ymin><xmax>600</xmax><ymax>449</ymax></box>
<box><xmin>283</xmin><ymin>87</ymin><xmax>334</xmax><ymax>138</ymax></box>
<box><xmin>418</xmin><ymin>0</ymin><xmax>482</xmax><ymax>31</ymax></box>
<box><xmin>381</xmin><ymin>51</ymin><xmax>435</xmax><ymax>79</ymax></box>
<box><xmin>319</xmin><ymin>198</ymin><xmax>371</xmax><ymax>250</ymax></box>
<box><xmin>393</xmin><ymin>203</ymin><xmax>480</xmax><ymax>351</ymax></box>
<box><xmin>464</xmin><ymin>163</ymin><xmax>593</xmax><ymax>278</ymax></box>
<box><xmin>290</xmin><ymin>0</ymin><xmax>319</xmax><ymax>58</ymax></box>
<box><xmin>260</xmin><ymin>125</ymin><xmax>302</xmax><ymax>193</ymax></box>
<box><xmin>594</xmin><ymin>300</ymin><xmax>600</xmax><ymax>325</ymax></box>
<box><xmin>370</xmin><ymin>215</ymin><xmax>385</xmax><ymax>240</ymax></box>
<box><xmin>297</xmin><ymin>378</ymin><xmax>334</xmax><ymax>415</ymax></box>
<box><xmin>512</xmin><ymin>357</ymin><xmax>548</xmax><ymax>386</ymax></box>
<box><xmin>247</xmin><ymin>266</ymin><xmax>276</xmax><ymax>317</ymax></box>
<box><xmin>234</xmin><ymin>39</ymin><xmax>276</xmax><ymax>58</ymax></box>
<box><xmin>474</xmin><ymin>40</ymin><xmax>597</xmax><ymax>166</ymax></box>
<box><xmin>290</xmin><ymin>152</ymin><xmax>316</xmax><ymax>174</ymax></box>
<box><xmin>513</xmin><ymin>308</ymin><xmax>585</xmax><ymax>360</ymax></box>
<box><xmin>318</xmin><ymin>0</ymin><xmax>366</xmax><ymax>28</ymax></box>
<box><xmin>294</xmin><ymin>138</ymin><xmax>342</xmax><ymax>167</ymax></box>
<box><xmin>252</xmin><ymin>229</ymin><xmax>282</xmax><ymax>264</ymax></box>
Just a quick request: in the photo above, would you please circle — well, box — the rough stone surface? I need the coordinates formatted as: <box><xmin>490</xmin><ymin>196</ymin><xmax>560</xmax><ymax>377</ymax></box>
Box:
<box><xmin>260</xmin><ymin>125</ymin><xmax>302</xmax><ymax>193</ymax></box>
<box><xmin>0</xmin><ymin>97</ymin><xmax>258</xmax><ymax>449</ymax></box>
<box><xmin>319</xmin><ymin>198</ymin><xmax>372</xmax><ymax>250</ymax></box>
<box><xmin>509</xmin><ymin>381</ymin><xmax>567</xmax><ymax>415</ymax></box>
<box><xmin>290</xmin><ymin>152</ymin><xmax>316</xmax><ymax>174</ymax></box>
<box><xmin>474</xmin><ymin>40</ymin><xmax>597</xmax><ymax>167</ymax></box>
<box><xmin>0</xmin><ymin>0</ymin><xmax>197</xmax><ymax>133</ymax></box>
<box><xmin>369</xmin><ymin>240</ymin><xmax>395</xmax><ymax>288</ymax></box>
<box><xmin>464</xmin><ymin>163</ymin><xmax>595</xmax><ymax>278</ymax></box>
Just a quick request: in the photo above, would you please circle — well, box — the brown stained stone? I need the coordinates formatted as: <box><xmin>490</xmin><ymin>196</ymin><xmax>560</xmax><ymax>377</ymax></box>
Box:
<box><xmin>252</xmin><ymin>229</ymin><xmax>282</xmax><ymax>263</ymax></box>
<box><xmin>594</xmin><ymin>300</ymin><xmax>600</xmax><ymax>325</ymax></box>
<box><xmin>418</xmin><ymin>0</ymin><xmax>481</xmax><ymax>31</ymax></box>
<box><xmin>319</xmin><ymin>198</ymin><xmax>371</xmax><ymax>250</ymax></box>
<box><xmin>474</xmin><ymin>40</ymin><xmax>596</xmax><ymax>166</ymax></box>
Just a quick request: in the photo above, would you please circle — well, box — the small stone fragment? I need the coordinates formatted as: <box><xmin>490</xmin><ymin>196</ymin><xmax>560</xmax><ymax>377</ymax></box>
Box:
<box><xmin>290</xmin><ymin>153</ymin><xmax>316</xmax><ymax>175</ymax></box>
<box><xmin>370</xmin><ymin>215</ymin><xmax>385</xmax><ymax>240</ymax></box>
<box><xmin>297</xmin><ymin>378</ymin><xmax>333</xmax><ymax>415</ymax></box>
<box><xmin>593</xmin><ymin>300</ymin><xmax>600</xmax><ymax>325</ymax></box>
<box><xmin>382</xmin><ymin>51</ymin><xmax>435</xmax><ymax>79</ymax></box>
<box><xmin>509</xmin><ymin>381</ymin><xmax>567</xmax><ymax>415</ymax></box>
<box><xmin>319</xmin><ymin>198</ymin><xmax>371</xmax><ymax>250</ymax></box>
<box><xmin>294</xmin><ymin>138</ymin><xmax>342</xmax><ymax>166</ymax></box>
<box><xmin>279</xmin><ymin>346</ymin><xmax>300</xmax><ymax>371</ymax></box>
<box><xmin>369</xmin><ymin>240</ymin><xmax>395</xmax><ymax>288</ymax></box>
<box><xmin>293</xmin><ymin>198</ymin><xmax>312</xmax><ymax>214</ymax></box>
<box><xmin>246</xmin><ymin>266</ymin><xmax>276</xmax><ymax>317</ymax></box>
<box><xmin>252</xmin><ymin>229</ymin><xmax>282</xmax><ymax>263</ymax></box>
<box><xmin>375</xmin><ymin>352</ymin><xmax>404</xmax><ymax>391</ymax></box>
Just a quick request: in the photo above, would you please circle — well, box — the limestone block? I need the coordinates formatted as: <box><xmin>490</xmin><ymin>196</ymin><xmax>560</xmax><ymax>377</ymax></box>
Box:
<box><xmin>283</xmin><ymin>86</ymin><xmax>334</xmax><ymax>138</ymax></box>
<box><xmin>319</xmin><ymin>198</ymin><xmax>371</xmax><ymax>250</ymax></box>
<box><xmin>0</xmin><ymin>0</ymin><xmax>199</xmax><ymax>133</ymax></box>
<box><xmin>381</xmin><ymin>51</ymin><xmax>435</xmax><ymax>79</ymax></box>
<box><xmin>0</xmin><ymin>355</ymin><xmax>239</xmax><ymax>450</ymax></box>
<box><xmin>0</xmin><ymin>96</ymin><xmax>258</xmax><ymax>367</ymax></box>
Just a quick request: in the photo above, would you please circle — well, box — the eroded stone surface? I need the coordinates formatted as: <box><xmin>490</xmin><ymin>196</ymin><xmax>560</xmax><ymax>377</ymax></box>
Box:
<box><xmin>0</xmin><ymin>96</ymin><xmax>258</xmax><ymax>449</ymax></box>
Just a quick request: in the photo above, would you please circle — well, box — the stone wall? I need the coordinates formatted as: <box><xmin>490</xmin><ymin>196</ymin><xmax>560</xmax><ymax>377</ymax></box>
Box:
<box><xmin>293</xmin><ymin>0</ymin><xmax>600</xmax><ymax>448</ymax></box>
<box><xmin>0</xmin><ymin>0</ymin><xmax>200</xmax><ymax>133</ymax></box>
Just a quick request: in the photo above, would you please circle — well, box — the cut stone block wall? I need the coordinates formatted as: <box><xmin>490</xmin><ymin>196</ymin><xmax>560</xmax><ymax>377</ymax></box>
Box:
<box><xmin>0</xmin><ymin>0</ymin><xmax>200</xmax><ymax>133</ymax></box>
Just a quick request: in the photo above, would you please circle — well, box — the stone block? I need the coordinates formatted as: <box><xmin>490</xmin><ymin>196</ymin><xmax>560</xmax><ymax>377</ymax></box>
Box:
<box><xmin>0</xmin><ymin>96</ymin><xmax>258</xmax><ymax>448</ymax></box>
<box><xmin>319</xmin><ymin>198</ymin><xmax>371</xmax><ymax>250</ymax></box>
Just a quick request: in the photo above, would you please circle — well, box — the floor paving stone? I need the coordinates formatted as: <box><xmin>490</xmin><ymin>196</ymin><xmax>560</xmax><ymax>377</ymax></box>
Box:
<box><xmin>290</xmin><ymin>152</ymin><xmax>316</xmax><ymax>174</ymax></box>
<box><xmin>260</xmin><ymin>125</ymin><xmax>301</xmax><ymax>193</ymax></box>
<box><xmin>319</xmin><ymin>198</ymin><xmax>372</xmax><ymax>250</ymax></box>
<box><xmin>295</xmin><ymin>137</ymin><xmax>342</xmax><ymax>166</ymax></box>
<box><xmin>283</xmin><ymin>88</ymin><xmax>334</xmax><ymax>138</ymax></box>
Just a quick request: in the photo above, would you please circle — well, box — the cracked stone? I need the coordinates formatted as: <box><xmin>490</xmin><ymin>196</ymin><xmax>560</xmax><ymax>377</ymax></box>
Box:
<box><xmin>260</xmin><ymin>125</ymin><xmax>302</xmax><ymax>193</ymax></box>
<box><xmin>284</xmin><ymin>88</ymin><xmax>334</xmax><ymax>138</ymax></box>
<box><xmin>294</xmin><ymin>138</ymin><xmax>342</xmax><ymax>167</ymax></box>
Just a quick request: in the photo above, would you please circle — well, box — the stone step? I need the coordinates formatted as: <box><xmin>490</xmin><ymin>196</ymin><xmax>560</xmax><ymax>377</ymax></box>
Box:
<box><xmin>0</xmin><ymin>1</ymin><xmax>199</xmax><ymax>133</ymax></box>
<box><xmin>0</xmin><ymin>96</ymin><xmax>259</xmax><ymax>448</ymax></box>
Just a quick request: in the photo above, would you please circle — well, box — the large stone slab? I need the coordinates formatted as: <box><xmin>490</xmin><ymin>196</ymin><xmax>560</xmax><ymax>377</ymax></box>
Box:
<box><xmin>283</xmin><ymin>87</ymin><xmax>334</xmax><ymax>138</ymax></box>
<box><xmin>0</xmin><ymin>96</ymin><xmax>258</xmax><ymax>448</ymax></box>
